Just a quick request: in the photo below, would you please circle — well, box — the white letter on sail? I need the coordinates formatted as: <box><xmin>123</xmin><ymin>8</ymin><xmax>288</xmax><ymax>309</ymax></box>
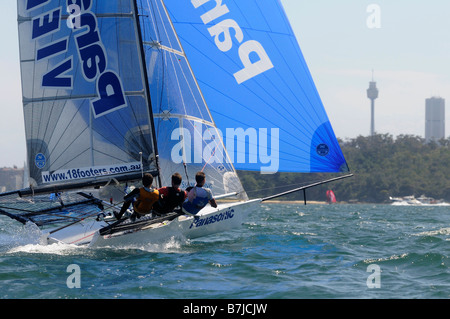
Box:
<box><xmin>234</xmin><ymin>40</ymin><xmax>274</xmax><ymax>84</ymax></box>
<box><xmin>191</xmin><ymin>0</ymin><xmax>230</xmax><ymax>24</ymax></box>
<box><xmin>208</xmin><ymin>19</ymin><xmax>244</xmax><ymax>52</ymax></box>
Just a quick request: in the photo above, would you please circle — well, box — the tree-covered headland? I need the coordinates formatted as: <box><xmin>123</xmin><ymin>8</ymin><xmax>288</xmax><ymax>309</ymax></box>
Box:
<box><xmin>238</xmin><ymin>134</ymin><xmax>450</xmax><ymax>203</ymax></box>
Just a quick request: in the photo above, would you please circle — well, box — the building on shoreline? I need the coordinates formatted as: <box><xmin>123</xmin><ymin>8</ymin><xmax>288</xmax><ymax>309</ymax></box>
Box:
<box><xmin>0</xmin><ymin>167</ymin><xmax>24</xmax><ymax>193</ymax></box>
<box><xmin>425</xmin><ymin>97</ymin><xmax>445</xmax><ymax>143</ymax></box>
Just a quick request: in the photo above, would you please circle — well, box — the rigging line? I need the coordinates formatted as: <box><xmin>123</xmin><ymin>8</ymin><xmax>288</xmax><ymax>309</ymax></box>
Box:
<box><xmin>243</xmin><ymin>176</ymin><xmax>337</xmax><ymax>195</ymax></box>
<box><xmin>169</xmin><ymin>50</ymin><xmax>212</xmax><ymax>122</ymax></box>
<box><xmin>0</xmin><ymin>205</ymin><xmax>81</xmax><ymax>221</ymax></box>
<box><xmin>201</xmin><ymin>141</ymin><xmax>219</xmax><ymax>172</ymax></box>
<box><xmin>147</xmin><ymin>0</ymin><xmax>162</xmax><ymax>42</ymax></box>
<box><xmin>156</xmin><ymin>47</ymin><xmax>209</xmax><ymax>123</ymax></box>
<box><xmin>162</xmin><ymin>46</ymin><xmax>189</xmax><ymax>119</ymax></box>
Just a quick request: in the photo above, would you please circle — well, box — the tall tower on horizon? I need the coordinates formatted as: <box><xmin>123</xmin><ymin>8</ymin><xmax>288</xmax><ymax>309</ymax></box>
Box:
<box><xmin>367</xmin><ymin>72</ymin><xmax>379</xmax><ymax>136</ymax></box>
<box><xmin>425</xmin><ymin>97</ymin><xmax>445</xmax><ymax>143</ymax></box>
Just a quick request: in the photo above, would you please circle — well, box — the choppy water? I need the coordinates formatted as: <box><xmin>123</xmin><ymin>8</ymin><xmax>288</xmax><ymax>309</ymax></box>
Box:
<box><xmin>0</xmin><ymin>203</ymin><xmax>449</xmax><ymax>299</ymax></box>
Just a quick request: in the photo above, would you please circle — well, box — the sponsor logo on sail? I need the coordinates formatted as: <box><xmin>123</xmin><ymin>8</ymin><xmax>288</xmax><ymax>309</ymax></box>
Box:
<box><xmin>316</xmin><ymin>144</ymin><xmax>330</xmax><ymax>156</ymax></box>
<box><xmin>191</xmin><ymin>0</ymin><xmax>274</xmax><ymax>84</ymax></box>
<box><xmin>26</xmin><ymin>0</ymin><xmax>127</xmax><ymax>118</ymax></box>
<box><xmin>35</xmin><ymin>153</ymin><xmax>46</xmax><ymax>169</ymax></box>
<box><xmin>41</xmin><ymin>162</ymin><xmax>142</xmax><ymax>184</ymax></box>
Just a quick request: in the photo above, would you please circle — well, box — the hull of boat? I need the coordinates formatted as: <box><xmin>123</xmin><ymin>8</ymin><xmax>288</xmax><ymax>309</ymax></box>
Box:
<box><xmin>45</xmin><ymin>200</ymin><xmax>260</xmax><ymax>247</ymax></box>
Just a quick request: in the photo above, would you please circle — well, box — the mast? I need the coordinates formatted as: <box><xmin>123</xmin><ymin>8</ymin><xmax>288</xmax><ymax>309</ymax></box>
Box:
<box><xmin>132</xmin><ymin>0</ymin><xmax>162</xmax><ymax>187</ymax></box>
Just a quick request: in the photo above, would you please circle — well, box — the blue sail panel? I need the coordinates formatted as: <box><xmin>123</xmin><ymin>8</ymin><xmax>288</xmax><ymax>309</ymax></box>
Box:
<box><xmin>162</xmin><ymin>0</ymin><xmax>348</xmax><ymax>173</ymax></box>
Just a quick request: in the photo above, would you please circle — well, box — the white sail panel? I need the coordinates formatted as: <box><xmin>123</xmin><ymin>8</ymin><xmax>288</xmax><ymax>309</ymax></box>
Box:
<box><xmin>17</xmin><ymin>0</ymin><xmax>158</xmax><ymax>188</ymax></box>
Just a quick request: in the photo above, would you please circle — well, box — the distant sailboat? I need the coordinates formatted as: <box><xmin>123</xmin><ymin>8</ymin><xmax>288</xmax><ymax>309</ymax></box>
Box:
<box><xmin>0</xmin><ymin>0</ymin><xmax>351</xmax><ymax>247</ymax></box>
<box><xmin>326</xmin><ymin>190</ymin><xmax>337</xmax><ymax>204</ymax></box>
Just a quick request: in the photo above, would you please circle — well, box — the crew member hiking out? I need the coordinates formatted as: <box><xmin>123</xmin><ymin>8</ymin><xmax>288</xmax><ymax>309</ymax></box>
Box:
<box><xmin>153</xmin><ymin>172</ymin><xmax>187</xmax><ymax>215</ymax></box>
<box><xmin>182</xmin><ymin>171</ymin><xmax>217</xmax><ymax>215</ymax></box>
<box><xmin>114</xmin><ymin>173</ymin><xmax>159</xmax><ymax>221</ymax></box>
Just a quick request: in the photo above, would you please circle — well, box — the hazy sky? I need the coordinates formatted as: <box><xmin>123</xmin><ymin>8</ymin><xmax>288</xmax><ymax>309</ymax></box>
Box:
<box><xmin>1</xmin><ymin>1</ymin><xmax>450</xmax><ymax>167</ymax></box>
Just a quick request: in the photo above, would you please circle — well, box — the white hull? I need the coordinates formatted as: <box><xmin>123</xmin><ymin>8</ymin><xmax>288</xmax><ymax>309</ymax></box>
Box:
<box><xmin>45</xmin><ymin>199</ymin><xmax>260</xmax><ymax>248</ymax></box>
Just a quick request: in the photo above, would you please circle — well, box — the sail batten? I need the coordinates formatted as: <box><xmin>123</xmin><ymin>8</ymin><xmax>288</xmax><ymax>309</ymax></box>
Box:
<box><xmin>22</xmin><ymin>91</ymin><xmax>146</xmax><ymax>105</ymax></box>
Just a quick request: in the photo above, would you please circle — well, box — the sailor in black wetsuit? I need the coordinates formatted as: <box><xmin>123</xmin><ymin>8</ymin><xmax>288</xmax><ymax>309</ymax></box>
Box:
<box><xmin>153</xmin><ymin>172</ymin><xmax>187</xmax><ymax>215</ymax></box>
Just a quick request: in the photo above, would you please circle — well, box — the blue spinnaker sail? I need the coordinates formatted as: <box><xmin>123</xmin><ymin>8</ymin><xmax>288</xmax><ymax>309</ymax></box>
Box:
<box><xmin>162</xmin><ymin>0</ymin><xmax>349</xmax><ymax>173</ymax></box>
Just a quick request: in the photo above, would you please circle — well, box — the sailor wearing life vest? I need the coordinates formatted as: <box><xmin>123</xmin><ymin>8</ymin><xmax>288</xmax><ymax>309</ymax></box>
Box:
<box><xmin>114</xmin><ymin>173</ymin><xmax>159</xmax><ymax>220</ymax></box>
<box><xmin>153</xmin><ymin>172</ymin><xmax>187</xmax><ymax>214</ymax></box>
<box><xmin>182</xmin><ymin>171</ymin><xmax>217</xmax><ymax>215</ymax></box>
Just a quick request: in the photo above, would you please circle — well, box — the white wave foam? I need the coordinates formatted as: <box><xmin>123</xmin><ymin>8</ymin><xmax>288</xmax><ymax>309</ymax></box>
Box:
<box><xmin>96</xmin><ymin>235</ymin><xmax>188</xmax><ymax>253</ymax></box>
<box><xmin>7</xmin><ymin>242</ymin><xmax>81</xmax><ymax>255</ymax></box>
<box><xmin>414</xmin><ymin>227</ymin><xmax>450</xmax><ymax>237</ymax></box>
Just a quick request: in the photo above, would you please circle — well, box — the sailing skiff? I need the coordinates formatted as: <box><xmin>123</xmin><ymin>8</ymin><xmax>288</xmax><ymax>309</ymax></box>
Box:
<box><xmin>0</xmin><ymin>0</ymin><xmax>351</xmax><ymax>247</ymax></box>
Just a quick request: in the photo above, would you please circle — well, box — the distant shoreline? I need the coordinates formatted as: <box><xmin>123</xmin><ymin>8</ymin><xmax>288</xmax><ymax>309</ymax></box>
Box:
<box><xmin>263</xmin><ymin>200</ymin><xmax>327</xmax><ymax>205</ymax></box>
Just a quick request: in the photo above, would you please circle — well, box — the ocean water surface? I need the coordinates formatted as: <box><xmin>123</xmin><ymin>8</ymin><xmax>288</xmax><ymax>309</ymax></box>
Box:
<box><xmin>0</xmin><ymin>203</ymin><xmax>449</xmax><ymax>299</ymax></box>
